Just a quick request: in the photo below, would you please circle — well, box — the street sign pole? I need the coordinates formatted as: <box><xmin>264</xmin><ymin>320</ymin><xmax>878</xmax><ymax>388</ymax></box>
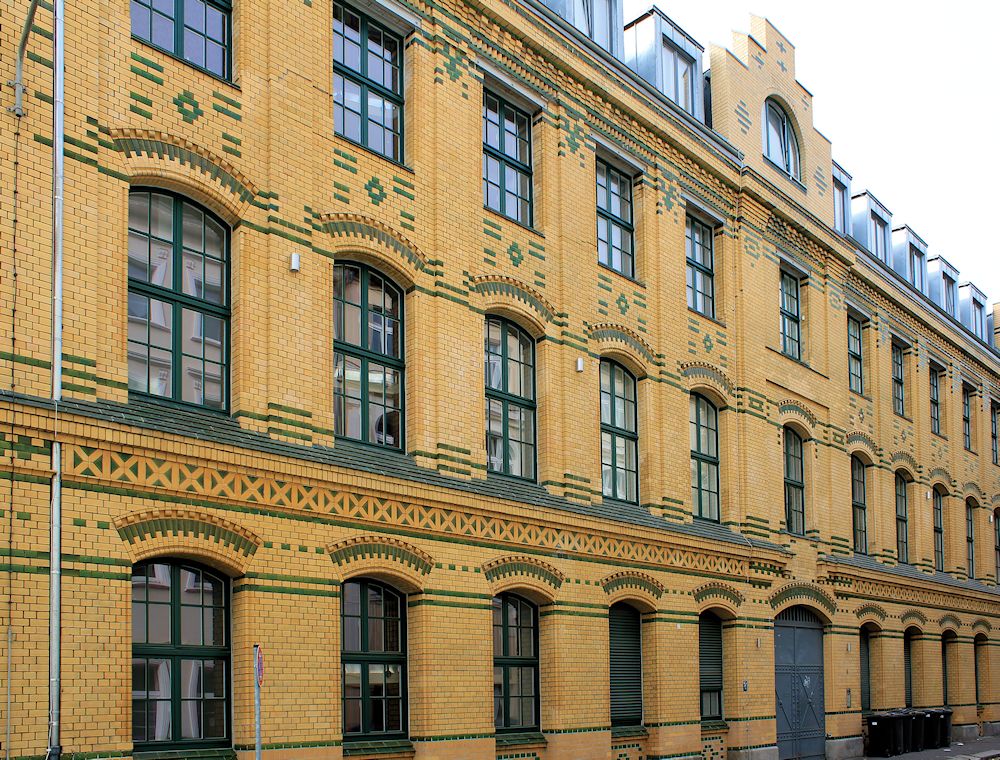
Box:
<box><xmin>254</xmin><ymin>644</ymin><xmax>264</xmax><ymax>760</ymax></box>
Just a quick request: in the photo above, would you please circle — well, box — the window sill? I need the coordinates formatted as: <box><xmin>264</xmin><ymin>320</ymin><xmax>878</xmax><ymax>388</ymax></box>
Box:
<box><xmin>687</xmin><ymin>307</ymin><xmax>725</xmax><ymax>329</ymax></box>
<box><xmin>701</xmin><ymin>720</ymin><xmax>729</xmax><ymax>733</ymax></box>
<box><xmin>483</xmin><ymin>206</ymin><xmax>545</xmax><ymax>239</ymax></box>
<box><xmin>762</xmin><ymin>155</ymin><xmax>807</xmax><ymax>193</ymax></box>
<box><xmin>965</xmin><ymin>447</ymin><xmax>978</xmax><ymax>456</ymax></box>
<box><xmin>134</xmin><ymin>748</ymin><xmax>236</xmax><ymax>760</ymax></box>
<box><xmin>495</xmin><ymin>731</ymin><xmax>546</xmax><ymax>748</ymax></box>
<box><xmin>893</xmin><ymin>411</ymin><xmax>913</xmax><ymax>423</ymax></box>
<box><xmin>932</xmin><ymin>431</ymin><xmax>948</xmax><ymax>441</ymax></box>
<box><xmin>765</xmin><ymin>346</ymin><xmax>829</xmax><ymax>379</ymax></box>
<box><xmin>129</xmin><ymin>391</ymin><xmax>231</xmax><ymax>417</ymax></box>
<box><xmin>333</xmin><ymin>133</ymin><xmax>414</xmax><ymax>174</ymax></box>
<box><xmin>598</xmin><ymin>262</ymin><xmax>646</xmax><ymax>288</ymax></box>
<box><xmin>849</xmin><ymin>390</ymin><xmax>871</xmax><ymax>402</ymax></box>
<box><xmin>611</xmin><ymin>726</ymin><xmax>648</xmax><ymax>739</ymax></box>
<box><xmin>343</xmin><ymin>740</ymin><xmax>414</xmax><ymax>756</ymax></box>
<box><xmin>131</xmin><ymin>36</ymin><xmax>238</xmax><ymax>90</ymax></box>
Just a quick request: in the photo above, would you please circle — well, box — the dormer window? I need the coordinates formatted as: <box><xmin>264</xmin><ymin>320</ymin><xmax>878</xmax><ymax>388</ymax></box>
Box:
<box><xmin>908</xmin><ymin>245</ymin><xmax>925</xmax><ymax>291</ymax></box>
<box><xmin>662</xmin><ymin>41</ymin><xmax>695</xmax><ymax>114</ymax></box>
<box><xmin>943</xmin><ymin>273</ymin><xmax>956</xmax><ymax>315</ymax></box>
<box><xmin>973</xmin><ymin>299</ymin><xmax>985</xmax><ymax>339</ymax></box>
<box><xmin>575</xmin><ymin>0</ymin><xmax>613</xmax><ymax>50</ymax></box>
<box><xmin>870</xmin><ymin>215</ymin><xmax>887</xmax><ymax>262</ymax></box>
<box><xmin>764</xmin><ymin>100</ymin><xmax>800</xmax><ymax>180</ymax></box>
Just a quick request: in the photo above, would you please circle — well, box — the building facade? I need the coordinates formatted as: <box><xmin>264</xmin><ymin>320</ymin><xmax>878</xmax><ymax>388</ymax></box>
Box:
<box><xmin>1</xmin><ymin>0</ymin><xmax>999</xmax><ymax>759</ymax></box>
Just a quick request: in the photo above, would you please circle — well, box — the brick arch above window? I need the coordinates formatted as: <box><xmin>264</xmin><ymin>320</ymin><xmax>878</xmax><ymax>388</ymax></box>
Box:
<box><xmin>114</xmin><ymin>507</ymin><xmax>261</xmax><ymax>577</ymax></box>
<box><xmin>327</xmin><ymin>535</ymin><xmax>433</xmax><ymax>593</ymax></box>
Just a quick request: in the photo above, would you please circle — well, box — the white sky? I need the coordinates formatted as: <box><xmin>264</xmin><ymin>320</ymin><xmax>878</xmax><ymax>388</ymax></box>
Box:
<box><xmin>622</xmin><ymin>0</ymin><xmax>1000</xmax><ymax>306</ymax></box>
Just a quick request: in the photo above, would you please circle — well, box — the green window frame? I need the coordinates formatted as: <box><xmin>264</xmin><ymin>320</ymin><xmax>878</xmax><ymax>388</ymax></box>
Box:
<box><xmin>601</xmin><ymin>359</ymin><xmax>638</xmax><ymax>503</ymax></box>
<box><xmin>333</xmin><ymin>1</ymin><xmax>404</xmax><ymax>162</ymax></box>
<box><xmin>975</xmin><ymin>636</ymin><xmax>987</xmax><ymax>706</ymax></box>
<box><xmin>891</xmin><ymin>343</ymin><xmax>906</xmax><ymax>417</ymax></box>
<box><xmin>690</xmin><ymin>393</ymin><xmax>720</xmax><ymax>522</ymax></box>
<box><xmin>966</xmin><ymin>499</ymin><xmax>976</xmax><ymax>579</ymax></box>
<box><xmin>779</xmin><ymin>271</ymin><xmax>801</xmax><ymax>360</ymax></box>
<box><xmin>903</xmin><ymin>630</ymin><xmax>914</xmax><ymax>708</ymax></box>
<box><xmin>847</xmin><ymin>316</ymin><xmax>863</xmax><ymax>394</ymax></box>
<box><xmin>686</xmin><ymin>216</ymin><xmax>715</xmax><ymax>318</ymax></box>
<box><xmin>132</xmin><ymin>560</ymin><xmax>230</xmax><ymax>750</ymax></box>
<box><xmin>995</xmin><ymin>508</ymin><xmax>1000</xmax><ymax>582</ymax></box>
<box><xmin>783</xmin><ymin>427</ymin><xmax>805</xmax><ymax>535</ymax></box>
<box><xmin>895</xmin><ymin>472</ymin><xmax>909</xmax><ymax>564</ymax></box>
<box><xmin>930</xmin><ymin>367</ymin><xmax>942</xmax><ymax>435</ymax></box>
<box><xmin>341</xmin><ymin>578</ymin><xmax>407</xmax><ymax>740</ymax></box>
<box><xmin>859</xmin><ymin>627</ymin><xmax>872</xmax><ymax>714</ymax></box>
<box><xmin>127</xmin><ymin>189</ymin><xmax>229</xmax><ymax>411</ymax></box>
<box><xmin>334</xmin><ymin>263</ymin><xmax>404</xmax><ymax>449</ymax></box>
<box><xmin>485</xmin><ymin>317</ymin><xmax>536</xmax><ymax>480</ymax></box>
<box><xmin>963</xmin><ymin>385</ymin><xmax>974</xmax><ymax>451</ymax></box>
<box><xmin>942</xmin><ymin>633</ymin><xmax>953</xmax><ymax>706</ymax></box>
<box><xmin>492</xmin><ymin>593</ymin><xmax>539</xmax><ymax>732</ymax></box>
<box><xmin>130</xmin><ymin>0</ymin><xmax>231</xmax><ymax>79</ymax></box>
<box><xmin>483</xmin><ymin>91</ymin><xmax>533</xmax><ymax>226</ymax></box>
<box><xmin>699</xmin><ymin>612</ymin><xmax>723</xmax><ymax>720</ymax></box>
<box><xmin>851</xmin><ymin>455</ymin><xmax>867</xmax><ymax>554</ymax></box>
<box><xmin>596</xmin><ymin>159</ymin><xmax>635</xmax><ymax>278</ymax></box>
<box><xmin>992</xmin><ymin>402</ymin><xmax>998</xmax><ymax>465</ymax></box>
<box><xmin>933</xmin><ymin>489</ymin><xmax>945</xmax><ymax>573</ymax></box>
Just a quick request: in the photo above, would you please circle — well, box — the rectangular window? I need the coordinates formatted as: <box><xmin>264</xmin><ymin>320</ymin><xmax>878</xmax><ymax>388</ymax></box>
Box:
<box><xmin>334</xmin><ymin>2</ymin><xmax>404</xmax><ymax>162</ymax></box>
<box><xmin>131</xmin><ymin>0</ymin><xmax>231</xmax><ymax>79</ymax></box>
<box><xmin>933</xmin><ymin>490</ymin><xmax>944</xmax><ymax>573</ymax></box>
<box><xmin>963</xmin><ymin>385</ymin><xmax>974</xmax><ymax>451</ymax></box>
<box><xmin>779</xmin><ymin>272</ymin><xmax>801</xmax><ymax>360</ymax></box>
<box><xmin>908</xmin><ymin>246</ymin><xmax>924</xmax><ymax>291</ymax></box>
<box><xmin>851</xmin><ymin>457</ymin><xmax>867</xmax><ymax>554</ymax></box>
<box><xmin>662</xmin><ymin>41</ymin><xmax>695</xmax><ymax>114</ymax></box>
<box><xmin>870</xmin><ymin>215</ymin><xmax>887</xmax><ymax>261</ymax></box>
<box><xmin>686</xmin><ymin>217</ymin><xmax>715</xmax><ymax>318</ymax></box>
<box><xmin>895</xmin><ymin>474</ymin><xmax>909</xmax><ymax>564</ymax></box>
<box><xmin>847</xmin><ymin>316</ymin><xmax>864</xmax><ymax>394</ymax></box>
<box><xmin>572</xmin><ymin>0</ymin><xmax>614</xmax><ymax>51</ymax></box>
<box><xmin>891</xmin><ymin>343</ymin><xmax>906</xmax><ymax>417</ymax></box>
<box><xmin>699</xmin><ymin>614</ymin><xmax>723</xmax><ymax>720</ymax></box>
<box><xmin>596</xmin><ymin>160</ymin><xmax>634</xmax><ymax>277</ymax></box>
<box><xmin>483</xmin><ymin>92</ymin><xmax>532</xmax><ymax>226</ymax></box>
<box><xmin>973</xmin><ymin>300</ymin><xmax>985</xmax><ymax>339</ymax></box>
<box><xmin>944</xmin><ymin>274</ymin><xmax>956</xmax><ymax>315</ymax></box>
<box><xmin>992</xmin><ymin>402</ymin><xmax>998</xmax><ymax>466</ymax></box>
<box><xmin>833</xmin><ymin>179</ymin><xmax>848</xmax><ymax>234</ymax></box>
<box><xmin>930</xmin><ymin>367</ymin><xmax>942</xmax><ymax>435</ymax></box>
<box><xmin>967</xmin><ymin>502</ymin><xmax>976</xmax><ymax>579</ymax></box>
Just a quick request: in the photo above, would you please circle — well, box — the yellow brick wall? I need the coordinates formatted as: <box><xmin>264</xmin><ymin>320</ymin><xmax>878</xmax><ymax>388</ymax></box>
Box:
<box><xmin>1</xmin><ymin>0</ymin><xmax>999</xmax><ymax>758</ymax></box>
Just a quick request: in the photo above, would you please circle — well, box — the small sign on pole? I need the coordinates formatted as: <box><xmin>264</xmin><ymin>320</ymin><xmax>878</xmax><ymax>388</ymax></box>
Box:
<box><xmin>254</xmin><ymin>644</ymin><xmax>263</xmax><ymax>760</ymax></box>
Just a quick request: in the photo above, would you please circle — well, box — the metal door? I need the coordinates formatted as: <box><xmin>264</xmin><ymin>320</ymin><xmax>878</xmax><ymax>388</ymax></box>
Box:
<box><xmin>775</xmin><ymin>606</ymin><xmax>825</xmax><ymax>760</ymax></box>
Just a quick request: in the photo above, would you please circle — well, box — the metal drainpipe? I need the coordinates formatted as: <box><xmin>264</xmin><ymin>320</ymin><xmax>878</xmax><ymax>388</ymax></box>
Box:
<box><xmin>47</xmin><ymin>0</ymin><xmax>65</xmax><ymax>754</ymax></box>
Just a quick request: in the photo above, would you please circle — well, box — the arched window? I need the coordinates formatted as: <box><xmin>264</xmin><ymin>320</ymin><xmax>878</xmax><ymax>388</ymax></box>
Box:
<box><xmin>690</xmin><ymin>394</ymin><xmax>720</xmax><ymax>521</ymax></box>
<box><xmin>895</xmin><ymin>473</ymin><xmax>910</xmax><ymax>564</ymax></box>
<box><xmin>851</xmin><ymin>456</ymin><xmax>867</xmax><ymax>554</ymax></box>
<box><xmin>903</xmin><ymin>628</ymin><xmax>917</xmax><ymax>708</ymax></box>
<box><xmin>783</xmin><ymin>428</ymin><xmax>805</xmax><ymax>534</ymax></box>
<box><xmin>128</xmin><ymin>190</ymin><xmax>229</xmax><ymax>410</ymax></box>
<box><xmin>934</xmin><ymin>489</ymin><xmax>946</xmax><ymax>573</ymax></box>
<box><xmin>966</xmin><ymin>499</ymin><xmax>977</xmax><ymax>579</ymax></box>
<box><xmin>942</xmin><ymin>630</ymin><xmax>957</xmax><ymax>706</ymax></box>
<box><xmin>485</xmin><ymin>317</ymin><xmax>536</xmax><ymax>479</ymax></box>
<box><xmin>600</xmin><ymin>359</ymin><xmax>638</xmax><ymax>503</ymax></box>
<box><xmin>132</xmin><ymin>560</ymin><xmax>230</xmax><ymax>749</ymax></box>
<box><xmin>994</xmin><ymin>508</ymin><xmax>1000</xmax><ymax>582</ymax></box>
<box><xmin>699</xmin><ymin>612</ymin><xmax>723</xmax><ymax>719</ymax></box>
<box><xmin>975</xmin><ymin>634</ymin><xmax>988</xmax><ymax>706</ymax></box>
<box><xmin>334</xmin><ymin>263</ymin><xmax>404</xmax><ymax>449</ymax></box>
<box><xmin>764</xmin><ymin>100</ymin><xmax>800</xmax><ymax>180</ymax></box>
<box><xmin>341</xmin><ymin>579</ymin><xmax>407</xmax><ymax>740</ymax></box>
<box><xmin>609</xmin><ymin>602</ymin><xmax>642</xmax><ymax>727</ymax></box>
<box><xmin>492</xmin><ymin>593</ymin><xmax>539</xmax><ymax>731</ymax></box>
<box><xmin>859</xmin><ymin>624</ymin><xmax>875</xmax><ymax>714</ymax></box>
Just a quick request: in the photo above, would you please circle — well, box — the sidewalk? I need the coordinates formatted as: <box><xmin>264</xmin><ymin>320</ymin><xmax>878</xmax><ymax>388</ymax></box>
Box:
<box><xmin>872</xmin><ymin>734</ymin><xmax>1000</xmax><ymax>760</ymax></box>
